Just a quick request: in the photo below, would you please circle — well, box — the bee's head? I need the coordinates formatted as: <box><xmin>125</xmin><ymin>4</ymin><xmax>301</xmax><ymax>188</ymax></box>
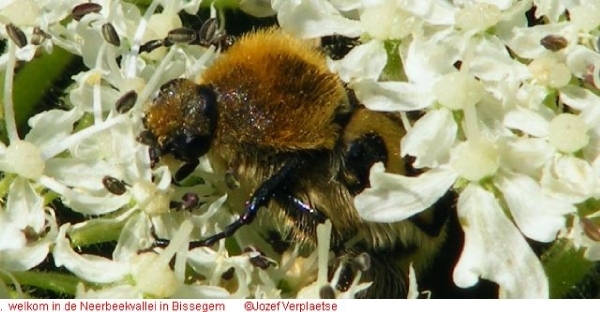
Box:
<box><xmin>142</xmin><ymin>78</ymin><xmax>217</xmax><ymax>162</ymax></box>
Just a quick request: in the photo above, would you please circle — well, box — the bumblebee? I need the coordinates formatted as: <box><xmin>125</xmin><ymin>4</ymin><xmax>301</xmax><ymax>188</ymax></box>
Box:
<box><xmin>142</xmin><ymin>28</ymin><xmax>449</xmax><ymax>298</ymax></box>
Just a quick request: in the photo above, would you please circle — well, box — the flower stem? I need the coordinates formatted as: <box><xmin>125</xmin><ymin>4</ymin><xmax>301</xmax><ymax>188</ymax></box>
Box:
<box><xmin>68</xmin><ymin>216</ymin><xmax>130</xmax><ymax>247</ymax></box>
<box><xmin>3</xmin><ymin>271</ymin><xmax>81</xmax><ymax>297</ymax></box>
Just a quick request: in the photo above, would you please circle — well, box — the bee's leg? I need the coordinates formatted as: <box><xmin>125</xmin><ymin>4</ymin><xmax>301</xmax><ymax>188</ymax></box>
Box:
<box><xmin>173</xmin><ymin>159</ymin><xmax>199</xmax><ymax>183</ymax></box>
<box><xmin>149</xmin><ymin>225</ymin><xmax>170</xmax><ymax>249</ymax></box>
<box><xmin>183</xmin><ymin>158</ymin><xmax>300</xmax><ymax>249</ymax></box>
<box><xmin>274</xmin><ymin>192</ymin><xmax>327</xmax><ymax>222</ymax></box>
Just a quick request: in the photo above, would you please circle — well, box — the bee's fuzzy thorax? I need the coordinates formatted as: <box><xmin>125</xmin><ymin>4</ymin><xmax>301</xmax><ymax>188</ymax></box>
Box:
<box><xmin>201</xmin><ymin>28</ymin><xmax>348</xmax><ymax>152</ymax></box>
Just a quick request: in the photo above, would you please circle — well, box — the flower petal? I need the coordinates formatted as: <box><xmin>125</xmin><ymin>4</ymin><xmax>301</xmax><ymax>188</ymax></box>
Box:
<box><xmin>6</xmin><ymin>176</ymin><xmax>45</xmax><ymax>231</ymax></box>
<box><xmin>0</xmin><ymin>213</ymin><xmax>26</xmax><ymax>250</ymax></box>
<box><xmin>53</xmin><ymin>224</ymin><xmax>128</xmax><ymax>283</ymax></box>
<box><xmin>44</xmin><ymin>158</ymin><xmax>123</xmax><ymax>191</ymax></box>
<box><xmin>504</xmin><ymin>22</ymin><xmax>576</xmax><ymax>59</ymax></box>
<box><xmin>113</xmin><ymin>213</ymin><xmax>151</xmax><ymax>262</ymax></box>
<box><xmin>404</xmin><ymin>32</ymin><xmax>458</xmax><ymax>85</ymax></box>
<box><xmin>25</xmin><ymin>108</ymin><xmax>83</xmax><ymax>155</ymax></box>
<box><xmin>498</xmin><ymin>137</ymin><xmax>554</xmax><ymax>178</ymax></box>
<box><xmin>131</xmin><ymin>252</ymin><xmax>178</xmax><ymax>298</ymax></box>
<box><xmin>354</xmin><ymin>80</ymin><xmax>435</xmax><ymax>111</ymax></box>
<box><xmin>567</xmin><ymin>216</ymin><xmax>600</xmax><ymax>261</ymax></box>
<box><xmin>467</xmin><ymin>35</ymin><xmax>529</xmax><ymax>82</ymax></box>
<box><xmin>541</xmin><ymin>155</ymin><xmax>600</xmax><ymax>204</ymax></box>
<box><xmin>565</xmin><ymin>45</ymin><xmax>600</xmax><ymax>79</ymax></box>
<box><xmin>39</xmin><ymin>176</ymin><xmax>130</xmax><ymax>215</ymax></box>
<box><xmin>453</xmin><ymin>184</ymin><xmax>549</xmax><ymax>298</ymax></box>
<box><xmin>401</xmin><ymin>108</ymin><xmax>457</xmax><ymax>168</ymax></box>
<box><xmin>355</xmin><ymin>163</ymin><xmax>458</xmax><ymax>222</ymax></box>
<box><xmin>560</xmin><ymin>85</ymin><xmax>600</xmax><ymax>131</ymax></box>
<box><xmin>76</xmin><ymin>284</ymin><xmax>141</xmax><ymax>299</ymax></box>
<box><xmin>328</xmin><ymin>40</ymin><xmax>386</xmax><ymax>82</ymax></box>
<box><xmin>0</xmin><ymin>241</ymin><xmax>51</xmax><ymax>271</ymax></box>
<box><xmin>398</xmin><ymin>0</ymin><xmax>456</xmax><ymax>26</ymax></box>
<box><xmin>533</xmin><ymin>0</ymin><xmax>566</xmax><ymax>22</ymax></box>
<box><xmin>503</xmin><ymin>106</ymin><xmax>551</xmax><ymax>137</ymax></box>
<box><xmin>495</xmin><ymin>172</ymin><xmax>575</xmax><ymax>242</ymax></box>
<box><xmin>406</xmin><ymin>263</ymin><xmax>419</xmax><ymax>299</ymax></box>
<box><xmin>273</xmin><ymin>0</ymin><xmax>362</xmax><ymax>38</ymax></box>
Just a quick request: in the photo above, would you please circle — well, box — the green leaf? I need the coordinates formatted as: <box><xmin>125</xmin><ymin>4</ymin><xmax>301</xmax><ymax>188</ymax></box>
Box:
<box><xmin>543</xmin><ymin>239</ymin><xmax>596</xmax><ymax>298</ymax></box>
<box><xmin>0</xmin><ymin>47</ymin><xmax>75</xmax><ymax>143</ymax></box>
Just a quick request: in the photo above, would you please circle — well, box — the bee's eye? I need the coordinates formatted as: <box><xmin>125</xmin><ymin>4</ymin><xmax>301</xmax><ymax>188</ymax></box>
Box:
<box><xmin>163</xmin><ymin>133</ymin><xmax>212</xmax><ymax>162</ymax></box>
<box><xmin>193</xmin><ymin>84</ymin><xmax>218</xmax><ymax>132</ymax></box>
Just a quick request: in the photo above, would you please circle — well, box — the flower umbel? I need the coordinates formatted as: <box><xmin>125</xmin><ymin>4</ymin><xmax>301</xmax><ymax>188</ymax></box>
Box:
<box><xmin>277</xmin><ymin>0</ymin><xmax>600</xmax><ymax>298</ymax></box>
<box><xmin>1</xmin><ymin>0</ymin><xmax>600</xmax><ymax>299</ymax></box>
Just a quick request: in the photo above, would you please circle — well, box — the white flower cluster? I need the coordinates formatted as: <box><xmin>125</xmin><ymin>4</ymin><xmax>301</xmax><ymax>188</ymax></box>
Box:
<box><xmin>0</xmin><ymin>0</ymin><xmax>599</xmax><ymax>299</ymax></box>
<box><xmin>0</xmin><ymin>0</ymin><xmax>371</xmax><ymax>299</ymax></box>
<box><xmin>265</xmin><ymin>0</ymin><xmax>600</xmax><ymax>298</ymax></box>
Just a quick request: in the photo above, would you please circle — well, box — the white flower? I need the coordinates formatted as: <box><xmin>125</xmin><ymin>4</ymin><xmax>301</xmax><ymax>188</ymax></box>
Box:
<box><xmin>329</xmin><ymin>39</ymin><xmax>436</xmax><ymax>111</ymax></box>
<box><xmin>0</xmin><ymin>0</ymin><xmax>73</xmax><ymax>63</ymax></box>
<box><xmin>340</xmin><ymin>0</ymin><xmax>583</xmax><ymax>297</ymax></box>
<box><xmin>453</xmin><ymin>184</ymin><xmax>548</xmax><ymax>298</ymax></box>
<box><xmin>400</xmin><ymin>109</ymin><xmax>456</xmax><ymax>168</ymax></box>
<box><xmin>454</xmin><ymin>3</ymin><xmax>502</xmax><ymax>32</ymax></box>
<box><xmin>0</xmin><ymin>202</ymin><xmax>57</xmax><ymax>271</ymax></box>
<box><xmin>55</xmin><ymin>220</ymin><xmax>219</xmax><ymax>298</ymax></box>
<box><xmin>0</xmin><ymin>106</ymin><xmax>119</xmax><ymax>272</ymax></box>
<box><xmin>0</xmin><ymin>141</ymin><xmax>45</xmax><ymax>180</ymax></box>
<box><xmin>359</xmin><ymin>1</ymin><xmax>423</xmax><ymax>41</ymax></box>
<box><xmin>541</xmin><ymin>155</ymin><xmax>600</xmax><ymax>204</ymax></box>
<box><xmin>295</xmin><ymin>220</ymin><xmax>371</xmax><ymax>298</ymax></box>
<box><xmin>271</xmin><ymin>0</ymin><xmax>362</xmax><ymax>39</ymax></box>
<box><xmin>504</xmin><ymin>86</ymin><xmax>600</xmax><ymax>203</ymax></box>
<box><xmin>356</xmin><ymin>163</ymin><xmax>458</xmax><ymax>223</ymax></box>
